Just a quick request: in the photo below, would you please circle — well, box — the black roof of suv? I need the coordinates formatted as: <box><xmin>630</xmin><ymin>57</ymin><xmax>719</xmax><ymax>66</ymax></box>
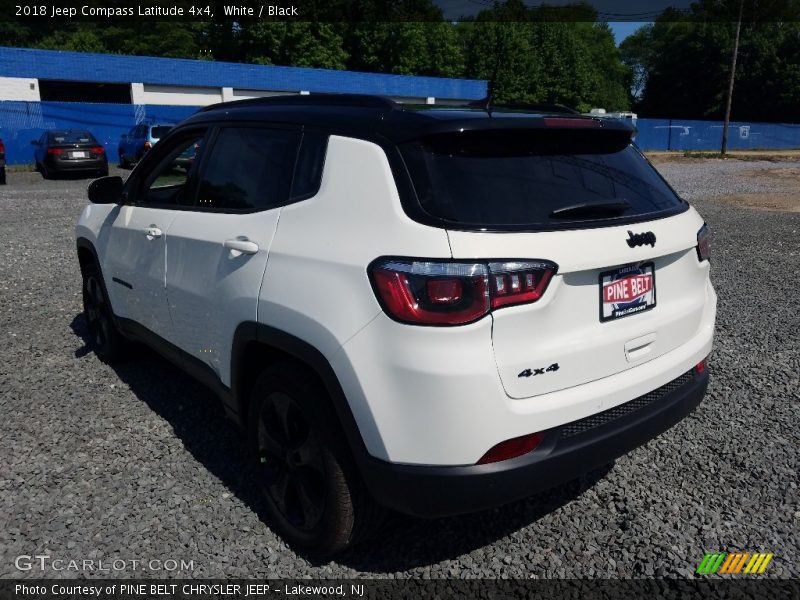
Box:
<box><xmin>185</xmin><ymin>94</ymin><xmax>635</xmax><ymax>143</ymax></box>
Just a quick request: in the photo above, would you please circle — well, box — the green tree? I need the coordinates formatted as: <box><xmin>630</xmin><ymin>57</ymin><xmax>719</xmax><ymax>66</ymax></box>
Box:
<box><xmin>244</xmin><ymin>22</ymin><xmax>348</xmax><ymax>69</ymax></box>
<box><xmin>344</xmin><ymin>22</ymin><xmax>464</xmax><ymax>77</ymax></box>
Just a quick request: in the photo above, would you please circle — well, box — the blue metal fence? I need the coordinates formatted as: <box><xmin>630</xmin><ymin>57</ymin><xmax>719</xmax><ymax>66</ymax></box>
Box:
<box><xmin>634</xmin><ymin>118</ymin><xmax>800</xmax><ymax>151</ymax></box>
<box><xmin>0</xmin><ymin>101</ymin><xmax>199</xmax><ymax>165</ymax></box>
<box><xmin>2</xmin><ymin>101</ymin><xmax>800</xmax><ymax>166</ymax></box>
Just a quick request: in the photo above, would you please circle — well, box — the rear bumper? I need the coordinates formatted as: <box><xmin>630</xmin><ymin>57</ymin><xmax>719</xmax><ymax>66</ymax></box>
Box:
<box><xmin>46</xmin><ymin>157</ymin><xmax>106</xmax><ymax>172</ymax></box>
<box><xmin>360</xmin><ymin>366</ymin><xmax>708</xmax><ymax>518</ymax></box>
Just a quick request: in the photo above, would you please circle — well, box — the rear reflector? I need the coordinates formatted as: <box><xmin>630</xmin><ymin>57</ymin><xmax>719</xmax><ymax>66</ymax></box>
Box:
<box><xmin>477</xmin><ymin>432</ymin><xmax>545</xmax><ymax>465</ymax></box>
<box><xmin>695</xmin><ymin>360</ymin><xmax>706</xmax><ymax>374</ymax></box>
<box><xmin>369</xmin><ymin>258</ymin><xmax>557</xmax><ymax>326</ymax></box>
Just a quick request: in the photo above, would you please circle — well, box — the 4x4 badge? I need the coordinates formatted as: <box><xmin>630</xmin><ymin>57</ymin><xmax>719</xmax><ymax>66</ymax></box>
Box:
<box><xmin>627</xmin><ymin>230</ymin><xmax>656</xmax><ymax>248</ymax></box>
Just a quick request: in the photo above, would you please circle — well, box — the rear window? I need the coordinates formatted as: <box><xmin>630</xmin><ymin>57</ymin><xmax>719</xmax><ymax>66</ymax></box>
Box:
<box><xmin>151</xmin><ymin>126</ymin><xmax>172</xmax><ymax>140</ymax></box>
<box><xmin>400</xmin><ymin>129</ymin><xmax>685</xmax><ymax>229</ymax></box>
<box><xmin>49</xmin><ymin>131</ymin><xmax>96</xmax><ymax>144</ymax></box>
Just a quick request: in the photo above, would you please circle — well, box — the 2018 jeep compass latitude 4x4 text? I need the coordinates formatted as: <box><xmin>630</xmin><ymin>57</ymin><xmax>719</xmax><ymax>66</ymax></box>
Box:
<box><xmin>75</xmin><ymin>95</ymin><xmax>716</xmax><ymax>554</ymax></box>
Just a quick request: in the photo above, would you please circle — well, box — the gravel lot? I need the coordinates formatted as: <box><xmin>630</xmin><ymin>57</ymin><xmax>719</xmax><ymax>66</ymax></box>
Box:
<box><xmin>0</xmin><ymin>161</ymin><xmax>798</xmax><ymax>579</ymax></box>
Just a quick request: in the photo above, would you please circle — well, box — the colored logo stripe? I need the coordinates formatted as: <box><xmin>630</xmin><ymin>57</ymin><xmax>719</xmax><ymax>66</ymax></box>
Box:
<box><xmin>697</xmin><ymin>553</ymin><xmax>726</xmax><ymax>574</ymax></box>
<box><xmin>697</xmin><ymin>552</ymin><xmax>774</xmax><ymax>575</ymax></box>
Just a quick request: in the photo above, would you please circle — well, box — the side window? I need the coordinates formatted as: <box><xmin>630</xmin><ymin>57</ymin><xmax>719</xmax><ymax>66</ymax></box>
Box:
<box><xmin>136</xmin><ymin>132</ymin><xmax>205</xmax><ymax>207</ymax></box>
<box><xmin>196</xmin><ymin>127</ymin><xmax>300</xmax><ymax>211</ymax></box>
<box><xmin>290</xmin><ymin>132</ymin><xmax>328</xmax><ymax>201</ymax></box>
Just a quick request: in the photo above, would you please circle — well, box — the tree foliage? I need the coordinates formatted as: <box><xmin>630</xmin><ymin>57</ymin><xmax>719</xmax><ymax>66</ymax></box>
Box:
<box><xmin>620</xmin><ymin>9</ymin><xmax>800</xmax><ymax>122</ymax></box>
<box><xmin>4</xmin><ymin>0</ymin><xmax>633</xmax><ymax>113</ymax></box>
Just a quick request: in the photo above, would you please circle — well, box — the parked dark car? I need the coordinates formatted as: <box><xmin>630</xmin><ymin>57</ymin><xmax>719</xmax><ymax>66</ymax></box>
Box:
<box><xmin>118</xmin><ymin>123</ymin><xmax>172</xmax><ymax>168</ymax></box>
<box><xmin>33</xmin><ymin>130</ymin><xmax>108</xmax><ymax>179</ymax></box>
<box><xmin>0</xmin><ymin>137</ymin><xmax>6</xmax><ymax>184</ymax></box>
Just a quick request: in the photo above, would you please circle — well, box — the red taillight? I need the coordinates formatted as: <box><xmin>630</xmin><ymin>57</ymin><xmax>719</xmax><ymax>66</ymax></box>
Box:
<box><xmin>489</xmin><ymin>263</ymin><xmax>555</xmax><ymax>309</ymax></box>
<box><xmin>477</xmin><ymin>432</ymin><xmax>545</xmax><ymax>465</ymax></box>
<box><xmin>91</xmin><ymin>146</ymin><xmax>105</xmax><ymax>155</ymax></box>
<box><xmin>0</xmin><ymin>140</ymin><xmax>5</xmax><ymax>154</ymax></box>
<box><xmin>47</xmin><ymin>147</ymin><xmax>65</xmax><ymax>156</ymax></box>
<box><xmin>543</xmin><ymin>117</ymin><xmax>601</xmax><ymax>128</ymax></box>
<box><xmin>695</xmin><ymin>360</ymin><xmax>706</xmax><ymax>374</ymax></box>
<box><xmin>696</xmin><ymin>223</ymin><xmax>711</xmax><ymax>262</ymax></box>
<box><xmin>370</xmin><ymin>262</ymin><xmax>489</xmax><ymax>326</ymax></box>
<box><xmin>369</xmin><ymin>258</ymin><xmax>557</xmax><ymax>326</ymax></box>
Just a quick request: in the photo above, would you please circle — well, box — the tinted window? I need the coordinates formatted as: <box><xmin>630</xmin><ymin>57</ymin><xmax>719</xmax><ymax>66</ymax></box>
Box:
<box><xmin>400</xmin><ymin>129</ymin><xmax>684</xmax><ymax>229</ymax></box>
<box><xmin>290</xmin><ymin>132</ymin><xmax>328</xmax><ymax>200</ymax></box>
<box><xmin>151</xmin><ymin>126</ymin><xmax>172</xmax><ymax>139</ymax></box>
<box><xmin>139</xmin><ymin>133</ymin><xmax>205</xmax><ymax>207</ymax></box>
<box><xmin>49</xmin><ymin>131</ymin><xmax>96</xmax><ymax>144</ymax></box>
<box><xmin>197</xmin><ymin>128</ymin><xmax>300</xmax><ymax>211</ymax></box>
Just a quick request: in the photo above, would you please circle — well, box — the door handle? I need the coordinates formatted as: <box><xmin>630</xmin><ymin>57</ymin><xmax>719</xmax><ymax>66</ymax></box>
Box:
<box><xmin>224</xmin><ymin>238</ymin><xmax>259</xmax><ymax>255</ymax></box>
<box><xmin>144</xmin><ymin>226</ymin><xmax>163</xmax><ymax>240</ymax></box>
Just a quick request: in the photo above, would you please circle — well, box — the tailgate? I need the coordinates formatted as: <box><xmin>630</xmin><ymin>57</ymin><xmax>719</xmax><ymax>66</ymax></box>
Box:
<box><xmin>447</xmin><ymin>208</ymin><xmax>710</xmax><ymax>398</ymax></box>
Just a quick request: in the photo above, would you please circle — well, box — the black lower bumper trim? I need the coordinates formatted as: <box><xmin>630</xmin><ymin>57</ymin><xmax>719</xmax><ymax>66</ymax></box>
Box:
<box><xmin>359</xmin><ymin>368</ymin><xmax>708</xmax><ymax>518</ymax></box>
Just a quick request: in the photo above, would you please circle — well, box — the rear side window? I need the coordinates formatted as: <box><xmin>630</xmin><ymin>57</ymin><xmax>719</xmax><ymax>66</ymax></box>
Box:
<box><xmin>197</xmin><ymin>127</ymin><xmax>300</xmax><ymax>211</ymax></box>
<box><xmin>400</xmin><ymin>129</ymin><xmax>685</xmax><ymax>229</ymax></box>
<box><xmin>290</xmin><ymin>131</ymin><xmax>328</xmax><ymax>201</ymax></box>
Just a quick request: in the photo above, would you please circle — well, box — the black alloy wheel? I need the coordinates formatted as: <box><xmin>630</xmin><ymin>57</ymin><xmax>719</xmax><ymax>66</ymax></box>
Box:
<box><xmin>256</xmin><ymin>391</ymin><xmax>327</xmax><ymax>532</ymax></box>
<box><xmin>81</xmin><ymin>264</ymin><xmax>127</xmax><ymax>363</ymax></box>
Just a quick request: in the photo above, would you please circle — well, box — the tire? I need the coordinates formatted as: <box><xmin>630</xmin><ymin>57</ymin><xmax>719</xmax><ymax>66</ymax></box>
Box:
<box><xmin>0</xmin><ymin>168</ymin><xmax>5</xmax><ymax>185</ymax></box>
<box><xmin>247</xmin><ymin>362</ymin><xmax>383</xmax><ymax>555</ymax></box>
<box><xmin>98</xmin><ymin>165</ymin><xmax>109</xmax><ymax>177</ymax></box>
<box><xmin>81</xmin><ymin>262</ymin><xmax>128</xmax><ymax>364</ymax></box>
<box><xmin>118</xmin><ymin>150</ymin><xmax>128</xmax><ymax>168</ymax></box>
<box><xmin>40</xmin><ymin>163</ymin><xmax>50</xmax><ymax>180</ymax></box>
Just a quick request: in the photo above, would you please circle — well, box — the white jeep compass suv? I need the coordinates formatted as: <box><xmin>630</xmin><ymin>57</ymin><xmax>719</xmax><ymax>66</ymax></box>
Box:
<box><xmin>75</xmin><ymin>95</ymin><xmax>716</xmax><ymax>554</ymax></box>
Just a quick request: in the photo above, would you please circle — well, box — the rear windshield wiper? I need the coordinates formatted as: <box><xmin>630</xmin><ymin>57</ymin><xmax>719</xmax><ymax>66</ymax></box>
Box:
<box><xmin>549</xmin><ymin>200</ymin><xmax>631</xmax><ymax>220</ymax></box>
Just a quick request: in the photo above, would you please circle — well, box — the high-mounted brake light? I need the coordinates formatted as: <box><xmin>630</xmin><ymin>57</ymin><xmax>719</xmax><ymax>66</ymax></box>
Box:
<box><xmin>543</xmin><ymin>117</ymin><xmax>601</xmax><ymax>129</ymax></box>
<box><xmin>369</xmin><ymin>258</ymin><xmax>557</xmax><ymax>326</ymax></box>
<box><xmin>696</xmin><ymin>223</ymin><xmax>711</xmax><ymax>262</ymax></box>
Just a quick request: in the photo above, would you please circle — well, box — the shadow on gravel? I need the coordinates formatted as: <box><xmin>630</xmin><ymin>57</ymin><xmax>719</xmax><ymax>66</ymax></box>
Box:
<box><xmin>71</xmin><ymin>313</ymin><xmax>613</xmax><ymax>572</ymax></box>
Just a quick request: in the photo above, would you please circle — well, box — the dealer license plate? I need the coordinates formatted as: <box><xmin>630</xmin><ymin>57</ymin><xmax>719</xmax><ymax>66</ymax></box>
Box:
<box><xmin>599</xmin><ymin>262</ymin><xmax>656</xmax><ymax>322</ymax></box>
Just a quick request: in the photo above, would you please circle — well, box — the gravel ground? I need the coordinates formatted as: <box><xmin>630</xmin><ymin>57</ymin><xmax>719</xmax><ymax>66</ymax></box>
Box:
<box><xmin>0</xmin><ymin>162</ymin><xmax>797</xmax><ymax>579</ymax></box>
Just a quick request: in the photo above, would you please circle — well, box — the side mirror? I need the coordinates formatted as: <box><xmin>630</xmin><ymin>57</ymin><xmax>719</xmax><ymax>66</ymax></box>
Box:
<box><xmin>120</xmin><ymin>134</ymin><xmax>127</xmax><ymax>139</ymax></box>
<box><xmin>88</xmin><ymin>176</ymin><xmax>124</xmax><ymax>204</ymax></box>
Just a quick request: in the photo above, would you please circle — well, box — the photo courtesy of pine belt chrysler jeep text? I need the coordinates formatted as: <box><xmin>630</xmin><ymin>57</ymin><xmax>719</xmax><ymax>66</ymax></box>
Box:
<box><xmin>75</xmin><ymin>95</ymin><xmax>716</xmax><ymax>554</ymax></box>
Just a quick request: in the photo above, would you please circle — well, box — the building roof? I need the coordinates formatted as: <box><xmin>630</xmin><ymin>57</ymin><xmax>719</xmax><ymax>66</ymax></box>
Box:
<box><xmin>0</xmin><ymin>47</ymin><xmax>487</xmax><ymax>100</ymax></box>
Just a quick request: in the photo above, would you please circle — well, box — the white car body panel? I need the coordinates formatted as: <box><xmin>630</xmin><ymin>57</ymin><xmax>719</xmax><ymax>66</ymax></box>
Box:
<box><xmin>101</xmin><ymin>205</ymin><xmax>179</xmax><ymax>337</ymax></box>
<box><xmin>257</xmin><ymin>135</ymin><xmax>452</xmax><ymax>360</ymax></box>
<box><xmin>164</xmin><ymin>210</ymin><xmax>278</xmax><ymax>384</ymax></box>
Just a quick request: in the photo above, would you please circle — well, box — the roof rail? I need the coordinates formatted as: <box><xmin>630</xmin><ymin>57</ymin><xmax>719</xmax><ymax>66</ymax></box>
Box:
<box><xmin>466</xmin><ymin>98</ymin><xmax>579</xmax><ymax>115</ymax></box>
<box><xmin>200</xmin><ymin>93</ymin><xmax>400</xmax><ymax>113</ymax></box>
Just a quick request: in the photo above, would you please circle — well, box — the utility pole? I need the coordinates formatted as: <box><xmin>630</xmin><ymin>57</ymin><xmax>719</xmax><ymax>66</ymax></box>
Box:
<box><xmin>721</xmin><ymin>0</ymin><xmax>744</xmax><ymax>155</ymax></box>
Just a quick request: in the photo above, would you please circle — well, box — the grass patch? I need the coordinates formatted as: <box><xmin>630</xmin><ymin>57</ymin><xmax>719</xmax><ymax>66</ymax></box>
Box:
<box><xmin>683</xmin><ymin>151</ymin><xmax>725</xmax><ymax>159</ymax></box>
<box><xmin>6</xmin><ymin>163</ymin><xmax>37</xmax><ymax>172</ymax></box>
